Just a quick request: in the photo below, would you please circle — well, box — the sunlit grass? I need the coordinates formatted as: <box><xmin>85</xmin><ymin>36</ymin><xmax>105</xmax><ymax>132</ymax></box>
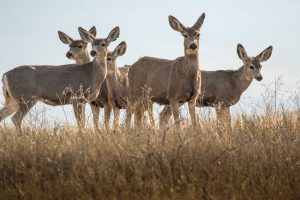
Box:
<box><xmin>0</xmin><ymin>110</ymin><xmax>299</xmax><ymax>199</ymax></box>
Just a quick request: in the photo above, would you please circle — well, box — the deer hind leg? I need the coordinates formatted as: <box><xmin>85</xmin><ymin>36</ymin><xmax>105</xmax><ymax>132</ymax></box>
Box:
<box><xmin>103</xmin><ymin>103</ymin><xmax>112</xmax><ymax>130</ymax></box>
<box><xmin>11</xmin><ymin>100</ymin><xmax>36</xmax><ymax>134</ymax></box>
<box><xmin>147</xmin><ymin>102</ymin><xmax>155</xmax><ymax>127</ymax></box>
<box><xmin>215</xmin><ymin>106</ymin><xmax>231</xmax><ymax>128</ymax></box>
<box><xmin>135</xmin><ymin>106</ymin><xmax>144</xmax><ymax>128</ymax></box>
<box><xmin>159</xmin><ymin>105</ymin><xmax>172</xmax><ymax>127</ymax></box>
<box><xmin>90</xmin><ymin>103</ymin><xmax>100</xmax><ymax>131</ymax></box>
<box><xmin>125</xmin><ymin>106</ymin><xmax>132</xmax><ymax>127</ymax></box>
<box><xmin>0</xmin><ymin>101</ymin><xmax>19</xmax><ymax>123</ymax></box>
<box><xmin>73</xmin><ymin>102</ymin><xmax>86</xmax><ymax>131</ymax></box>
<box><xmin>0</xmin><ymin>76</ymin><xmax>19</xmax><ymax>123</ymax></box>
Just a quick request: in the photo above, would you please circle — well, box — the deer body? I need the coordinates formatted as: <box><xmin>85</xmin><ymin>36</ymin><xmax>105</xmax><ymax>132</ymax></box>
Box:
<box><xmin>160</xmin><ymin>44</ymin><xmax>273</xmax><ymax>126</ymax></box>
<box><xmin>128</xmin><ymin>14</ymin><xmax>205</xmax><ymax>126</ymax></box>
<box><xmin>0</xmin><ymin>26</ymin><xmax>120</xmax><ymax>133</ymax></box>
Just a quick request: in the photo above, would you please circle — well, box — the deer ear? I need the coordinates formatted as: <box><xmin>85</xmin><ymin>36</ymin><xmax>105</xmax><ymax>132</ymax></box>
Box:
<box><xmin>89</xmin><ymin>26</ymin><xmax>97</xmax><ymax>37</ymax></box>
<box><xmin>78</xmin><ymin>27</ymin><xmax>95</xmax><ymax>43</ymax></box>
<box><xmin>256</xmin><ymin>46</ymin><xmax>273</xmax><ymax>62</ymax></box>
<box><xmin>58</xmin><ymin>31</ymin><xmax>73</xmax><ymax>45</ymax></box>
<box><xmin>237</xmin><ymin>43</ymin><xmax>248</xmax><ymax>62</ymax></box>
<box><xmin>106</xmin><ymin>26</ymin><xmax>120</xmax><ymax>43</ymax></box>
<box><xmin>168</xmin><ymin>15</ymin><xmax>187</xmax><ymax>34</ymax></box>
<box><xmin>192</xmin><ymin>13</ymin><xmax>205</xmax><ymax>31</ymax></box>
<box><xmin>113</xmin><ymin>41</ymin><xmax>127</xmax><ymax>57</ymax></box>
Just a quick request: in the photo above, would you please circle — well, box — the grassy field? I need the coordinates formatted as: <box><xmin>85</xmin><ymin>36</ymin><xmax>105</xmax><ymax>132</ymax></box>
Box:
<box><xmin>0</xmin><ymin>110</ymin><xmax>299</xmax><ymax>199</ymax></box>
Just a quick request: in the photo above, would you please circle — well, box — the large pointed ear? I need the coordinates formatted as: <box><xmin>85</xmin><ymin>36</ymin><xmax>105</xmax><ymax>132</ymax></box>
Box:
<box><xmin>113</xmin><ymin>41</ymin><xmax>127</xmax><ymax>58</ymax></box>
<box><xmin>192</xmin><ymin>13</ymin><xmax>205</xmax><ymax>31</ymax></box>
<box><xmin>106</xmin><ymin>26</ymin><xmax>120</xmax><ymax>43</ymax></box>
<box><xmin>168</xmin><ymin>15</ymin><xmax>187</xmax><ymax>33</ymax></box>
<box><xmin>58</xmin><ymin>31</ymin><xmax>73</xmax><ymax>45</ymax></box>
<box><xmin>256</xmin><ymin>46</ymin><xmax>273</xmax><ymax>62</ymax></box>
<box><xmin>89</xmin><ymin>26</ymin><xmax>97</xmax><ymax>37</ymax></box>
<box><xmin>78</xmin><ymin>27</ymin><xmax>95</xmax><ymax>43</ymax></box>
<box><xmin>237</xmin><ymin>43</ymin><xmax>248</xmax><ymax>62</ymax></box>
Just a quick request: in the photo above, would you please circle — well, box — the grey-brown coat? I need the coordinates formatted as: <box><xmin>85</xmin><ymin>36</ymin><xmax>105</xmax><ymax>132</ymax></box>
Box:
<box><xmin>0</xmin><ymin>26</ymin><xmax>120</xmax><ymax>133</ymax></box>
<box><xmin>160</xmin><ymin>44</ymin><xmax>273</xmax><ymax>126</ymax></box>
<box><xmin>128</xmin><ymin>14</ymin><xmax>205</xmax><ymax>126</ymax></box>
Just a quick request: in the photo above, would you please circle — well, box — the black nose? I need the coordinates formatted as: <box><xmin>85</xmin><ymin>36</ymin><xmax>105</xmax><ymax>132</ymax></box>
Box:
<box><xmin>190</xmin><ymin>43</ymin><xmax>198</xmax><ymax>50</ymax></box>
<box><xmin>66</xmin><ymin>52</ymin><xmax>72</xmax><ymax>58</ymax></box>
<box><xmin>90</xmin><ymin>51</ymin><xmax>96</xmax><ymax>57</ymax></box>
<box><xmin>256</xmin><ymin>76</ymin><xmax>263</xmax><ymax>81</ymax></box>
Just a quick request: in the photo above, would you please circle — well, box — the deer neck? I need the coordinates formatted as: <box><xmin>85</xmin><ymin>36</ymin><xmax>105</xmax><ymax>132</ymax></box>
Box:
<box><xmin>107</xmin><ymin>62</ymin><xmax>121</xmax><ymax>78</ymax></box>
<box><xmin>183</xmin><ymin>53</ymin><xmax>199</xmax><ymax>75</ymax></box>
<box><xmin>237</xmin><ymin>66</ymin><xmax>254</xmax><ymax>93</ymax></box>
<box><xmin>92</xmin><ymin>54</ymin><xmax>107</xmax><ymax>83</ymax></box>
<box><xmin>74</xmin><ymin>50</ymin><xmax>91</xmax><ymax>64</ymax></box>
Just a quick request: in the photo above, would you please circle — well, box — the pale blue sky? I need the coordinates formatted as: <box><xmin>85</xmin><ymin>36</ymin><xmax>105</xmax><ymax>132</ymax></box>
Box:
<box><xmin>0</xmin><ymin>0</ymin><xmax>299</xmax><ymax>125</ymax></box>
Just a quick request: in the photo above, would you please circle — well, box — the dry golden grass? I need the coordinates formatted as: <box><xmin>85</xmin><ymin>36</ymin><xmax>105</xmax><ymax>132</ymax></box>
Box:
<box><xmin>0</xmin><ymin>111</ymin><xmax>299</xmax><ymax>200</ymax></box>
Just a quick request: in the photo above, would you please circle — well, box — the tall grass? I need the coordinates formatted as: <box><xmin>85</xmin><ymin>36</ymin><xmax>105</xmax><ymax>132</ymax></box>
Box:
<box><xmin>0</xmin><ymin>79</ymin><xmax>300</xmax><ymax>199</ymax></box>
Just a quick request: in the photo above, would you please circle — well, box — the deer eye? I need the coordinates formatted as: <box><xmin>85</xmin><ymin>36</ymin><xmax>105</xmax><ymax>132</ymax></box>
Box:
<box><xmin>78</xmin><ymin>45</ymin><xmax>83</xmax><ymax>48</ymax></box>
<box><xmin>196</xmin><ymin>33</ymin><xmax>200</xmax><ymax>37</ymax></box>
<box><xmin>183</xmin><ymin>34</ymin><xmax>188</xmax><ymax>38</ymax></box>
<box><xmin>250</xmin><ymin>66</ymin><xmax>255</xmax><ymax>70</ymax></box>
<box><xmin>107</xmin><ymin>57</ymin><xmax>112</xmax><ymax>61</ymax></box>
<box><xmin>101</xmin><ymin>43</ymin><xmax>106</xmax><ymax>47</ymax></box>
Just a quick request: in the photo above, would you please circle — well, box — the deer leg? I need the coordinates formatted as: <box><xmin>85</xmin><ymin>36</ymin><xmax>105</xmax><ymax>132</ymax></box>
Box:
<box><xmin>125</xmin><ymin>106</ymin><xmax>132</xmax><ymax>127</ymax></box>
<box><xmin>11</xmin><ymin>100</ymin><xmax>36</xmax><ymax>134</ymax></box>
<box><xmin>170</xmin><ymin>99</ymin><xmax>181</xmax><ymax>126</ymax></box>
<box><xmin>0</xmin><ymin>102</ymin><xmax>18</xmax><ymax>123</ymax></box>
<box><xmin>147</xmin><ymin>103</ymin><xmax>155</xmax><ymax>127</ymax></box>
<box><xmin>188</xmin><ymin>100</ymin><xmax>197</xmax><ymax>126</ymax></box>
<box><xmin>90</xmin><ymin>103</ymin><xmax>100</xmax><ymax>131</ymax></box>
<box><xmin>104</xmin><ymin>103</ymin><xmax>112</xmax><ymax>130</ymax></box>
<box><xmin>215</xmin><ymin>105</ymin><xmax>231</xmax><ymax>128</ymax></box>
<box><xmin>223</xmin><ymin>107</ymin><xmax>231</xmax><ymax>128</ymax></box>
<box><xmin>159</xmin><ymin>105</ymin><xmax>172</xmax><ymax>127</ymax></box>
<box><xmin>73</xmin><ymin>102</ymin><xmax>86</xmax><ymax>130</ymax></box>
<box><xmin>134</xmin><ymin>105</ymin><xmax>144</xmax><ymax>128</ymax></box>
<box><xmin>112</xmin><ymin>105</ymin><xmax>120</xmax><ymax>128</ymax></box>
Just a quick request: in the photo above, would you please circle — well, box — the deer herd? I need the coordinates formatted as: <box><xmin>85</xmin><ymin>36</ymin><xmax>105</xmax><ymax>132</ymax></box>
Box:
<box><xmin>0</xmin><ymin>13</ymin><xmax>273</xmax><ymax>133</ymax></box>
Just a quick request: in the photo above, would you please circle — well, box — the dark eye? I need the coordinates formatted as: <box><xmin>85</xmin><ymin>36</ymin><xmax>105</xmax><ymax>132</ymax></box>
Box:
<box><xmin>184</xmin><ymin>34</ymin><xmax>188</xmax><ymax>38</ymax></box>
<box><xmin>196</xmin><ymin>33</ymin><xmax>200</xmax><ymax>37</ymax></box>
<box><xmin>78</xmin><ymin>45</ymin><xmax>82</xmax><ymax>48</ymax></box>
<box><xmin>101</xmin><ymin>43</ymin><xmax>106</xmax><ymax>47</ymax></box>
<box><xmin>107</xmin><ymin>57</ymin><xmax>112</xmax><ymax>61</ymax></box>
<box><xmin>250</xmin><ymin>66</ymin><xmax>255</xmax><ymax>70</ymax></box>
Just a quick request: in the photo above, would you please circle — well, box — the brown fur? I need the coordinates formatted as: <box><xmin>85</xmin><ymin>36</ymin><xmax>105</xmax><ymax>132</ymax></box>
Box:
<box><xmin>128</xmin><ymin>14</ymin><xmax>205</xmax><ymax>126</ymax></box>
<box><xmin>160</xmin><ymin>44</ymin><xmax>273</xmax><ymax>126</ymax></box>
<box><xmin>0</xmin><ymin>26</ymin><xmax>120</xmax><ymax>133</ymax></box>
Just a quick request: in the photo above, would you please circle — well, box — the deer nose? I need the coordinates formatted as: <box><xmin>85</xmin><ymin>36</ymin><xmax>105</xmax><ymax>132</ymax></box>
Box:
<box><xmin>66</xmin><ymin>52</ymin><xmax>73</xmax><ymax>58</ymax></box>
<box><xmin>256</xmin><ymin>76</ymin><xmax>263</xmax><ymax>81</ymax></box>
<box><xmin>190</xmin><ymin>43</ymin><xmax>198</xmax><ymax>50</ymax></box>
<box><xmin>90</xmin><ymin>50</ymin><xmax>96</xmax><ymax>57</ymax></box>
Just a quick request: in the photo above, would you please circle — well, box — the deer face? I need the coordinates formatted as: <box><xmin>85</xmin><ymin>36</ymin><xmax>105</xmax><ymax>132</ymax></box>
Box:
<box><xmin>79</xmin><ymin>26</ymin><xmax>120</xmax><ymax>58</ymax></box>
<box><xmin>66</xmin><ymin>40</ymin><xmax>88</xmax><ymax>60</ymax></box>
<box><xmin>58</xmin><ymin>27</ymin><xmax>96</xmax><ymax>62</ymax></box>
<box><xmin>168</xmin><ymin>13</ymin><xmax>205</xmax><ymax>55</ymax></box>
<box><xmin>106</xmin><ymin>41</ymin><xmax>127</xmax><ymax>72</ymax></box>
<box><xmin>237</xmin><ymin>44</ymin><xmax>273</xmax><ymax>81</ymax></box>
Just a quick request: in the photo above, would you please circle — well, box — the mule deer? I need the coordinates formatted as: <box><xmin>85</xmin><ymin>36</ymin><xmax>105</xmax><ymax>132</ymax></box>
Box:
<box><xmin>128</xmin><ymin>14</ymin><xmax>205</xmax><ymax>126</ymax></box>
<box><xmin>58</xmin><ymin>27</ymin><xmax>112</xmax><ymax>131</ymax></box>
<box><xmin>0</xmin><ymin>26</ymin><xmax>120</xmax><ymax>133</ymax></box>
<box><xmin>58</xmin><ymin>26</ymin><xmax>96</xmax><ymax>64</ymax></box>
<box><xmin>160</xmin><ymin>44</ymin><xmax>273</xmax><ymax>126</ymax></box>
